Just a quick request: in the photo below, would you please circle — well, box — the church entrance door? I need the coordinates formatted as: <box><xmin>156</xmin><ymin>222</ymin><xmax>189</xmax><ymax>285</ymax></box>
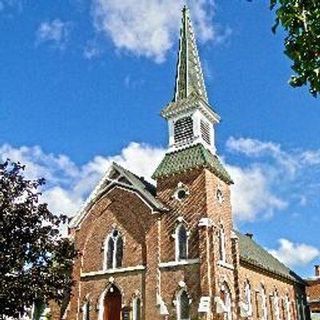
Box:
<box><xmin>104</xmin><ymin>285</ymin><xmax>122</xmax><ymax>320</ymax></box>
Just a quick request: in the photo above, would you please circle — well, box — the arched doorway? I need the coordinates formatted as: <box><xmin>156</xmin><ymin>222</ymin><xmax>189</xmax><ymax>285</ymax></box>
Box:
<box><xmin>104</xmin><ymin>285</ymin><xmax>122</xmax><ymax>320</ymax></box>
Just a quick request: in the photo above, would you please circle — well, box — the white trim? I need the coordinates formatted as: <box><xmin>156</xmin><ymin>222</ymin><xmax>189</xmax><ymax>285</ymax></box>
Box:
<box><xmin>70</xmin><ymin>164</ymin><xmax>165</xmax><ymax>229</ymax></box>
<box><xmin>103</xmin><ymin>229</ymin><xmax>123</xmax><ymax>270</ymax></box>
<box><xmin>82</xmin><ymin>302</ymin><xmax>89</xmax><ymax>320</ymax></box>
<box><xmin>159</xmin><ymin>259</ymin><xmax>199</xmax><ymax>268</ymax></box>
<box><xmin>81</xmin><ymin>265</ymin><xmax>145</xmax><ymax>278</ymax></box>
<box><xmin>260</xmin><ymin>285</ymin><xmax>268</xmax><ymax>320</ymax></box>
<box><xmin>219</xmin><ymin>226</ymin><xmax>226</xmax><ymax>263</ymax></box>
<box><xmin>217</xmin><ymin>261</ymin><xmax>234</xmax><ymax>270</ymax></box>
<box><xmin>176</xmin><ymin>288</ymin><xmax>191</xmax><ymax>320</ymax></box>
<box><xmin>132</xmin><ymin>297</ymin><xmax>141</xmax><ymax>320</ymax></box>
<box><xmin>221</xmin><ymin>282</ymin><xmax>232</xmax><ymax>320</ymax></box>
<box><xmin>198</xmin><ymin>218</ymin><xmax>213</xmax><ymax>227</ymax></box>
<box><xmin>97</xmin><ymin>284</ymin><xmax>122</xmax><ymax>320</ymax></box>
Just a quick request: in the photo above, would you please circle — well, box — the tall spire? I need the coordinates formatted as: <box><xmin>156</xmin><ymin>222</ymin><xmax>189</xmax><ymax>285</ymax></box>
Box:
<box><xmin>159</xmin><ymin>5</ymin><xmax>220</xmax><ymax>154</ymax></box>
<box><xmin>174</xmin><ymin>6</ymin><xmax>208</xmax><ymax>102</ymax></box>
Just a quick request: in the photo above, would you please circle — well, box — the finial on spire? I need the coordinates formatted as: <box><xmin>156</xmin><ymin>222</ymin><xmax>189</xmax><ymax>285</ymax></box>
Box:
<box><xmin>173</xmin><ymin>5</ymin><xmax>208</xmax><ymax>102</ymax></box>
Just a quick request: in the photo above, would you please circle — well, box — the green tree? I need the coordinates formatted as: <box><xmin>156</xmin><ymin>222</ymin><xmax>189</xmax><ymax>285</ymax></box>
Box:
<box><xmin>0</xmin><ymin>160</ymin><xmax>77</xmax><ymax>319</ymax></box>
<box><xmin>270</xmin><ymin>0</ymin><xmax>320</xmax><ymax>96</ymax></box>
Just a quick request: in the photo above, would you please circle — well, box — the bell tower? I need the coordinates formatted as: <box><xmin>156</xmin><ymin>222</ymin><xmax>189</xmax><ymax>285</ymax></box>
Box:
<box><xmin>161</xmin><ymin>6</ymin><xmax>220</xmax><ymax>153</ymax></box>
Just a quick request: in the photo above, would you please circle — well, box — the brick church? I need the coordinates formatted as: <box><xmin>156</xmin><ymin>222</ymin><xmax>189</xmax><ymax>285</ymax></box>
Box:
<box><xmin>57</xmin><ymin>6</ymin><xmax>310</xmax><ymax>320</ymax></box>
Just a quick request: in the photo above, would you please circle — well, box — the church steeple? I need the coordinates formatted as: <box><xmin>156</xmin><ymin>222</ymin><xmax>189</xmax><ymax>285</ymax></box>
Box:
<box><xmin>174</xmin><ymin>5</ymin><xmax>208</xmax><ymax>102</ymax></box>
<box><xmin>161</xmin><ymin>6</ymin><xmax>220</xmax><ymax>153</ymax></box>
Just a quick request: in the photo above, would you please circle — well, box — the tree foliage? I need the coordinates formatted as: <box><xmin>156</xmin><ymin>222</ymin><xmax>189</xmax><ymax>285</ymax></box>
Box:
<box><xmin>270</xmin><ymin>0</ymin><xmax>320</xmax><ymax>97</ymax></box>
<box><xmin>0</xmin><ymin>160</ymin><xmax>77</xmax><ymax>319</ymax></box>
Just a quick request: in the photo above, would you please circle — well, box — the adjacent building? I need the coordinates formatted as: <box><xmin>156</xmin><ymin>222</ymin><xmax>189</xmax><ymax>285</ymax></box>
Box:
<box><xmin>306</xmin><ymin>266</ymin><xmax>320</xmax><ymax>319</ymax></box>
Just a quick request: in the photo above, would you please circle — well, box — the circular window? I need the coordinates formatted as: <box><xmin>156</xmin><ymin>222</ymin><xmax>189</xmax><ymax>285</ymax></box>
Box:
<box><xmin>177</xmin><ymin>189</ymin><xmax>187</xmax><ymax>200</ymax></box>
<box><xmin>217</xmin><ymin>189</ymin><xmax>224</xmax><ymax>204</ymax></box>
<box><xmin>174</xmin><ymin>183</ymin><xmax>189</xmax><ymax>201</ymax></box>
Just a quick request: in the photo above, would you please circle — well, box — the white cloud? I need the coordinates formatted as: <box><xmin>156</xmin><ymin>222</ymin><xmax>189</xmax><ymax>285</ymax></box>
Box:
<box><xmin>91</xmin><ymin>0</ymin><xmax>219</xmax><ymax>63</ymax></box>
<box><xmin>226</xmin><ymin>136</ymin><xmax>320</xmax><ymax>222</ymax></box>
<box><xmin>269</xmin><ymin>239</ymin><xmax>320</xmax><ymax>268</ymax></box>
<box><xmin>0</xmin><ymin>142</ymin><xmax>165</xmax><ymax>217</ymax></box>
<box><xmin>83</xmin><ymin>40</ymin><xmax>102</xmax><ymax>60</ymax></box>
<box><xmin>226</xmin><ymin>164</ymin><xmax>287</xmax><ymax>222</ymax></box>
<box><xmin>2</xmin><ymin>136</ymin><xmax>320</xmax><ymax>224</ymax></box>
<box><xmin>226</xmin><ymin>137</ymin><xmax>299</xmax><ymax>176</ymax></box>
<box><xmin>36</xmin><ymin>19</ymin><xmax>72</xmax><ymax>49</ymax></box>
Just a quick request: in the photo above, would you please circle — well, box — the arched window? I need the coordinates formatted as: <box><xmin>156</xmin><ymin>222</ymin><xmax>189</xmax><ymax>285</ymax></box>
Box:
<box><xmin>260</xmin><ymin>285</ymin><xmax>268</xmax><ymax>320</ymax></box>
<box><xmin>104</xmin><ymin>229</ymin><xmax>123</xmax><ymax>270</ymax></box>
<box><xmin>285</xmin><ymin>294</ymin><xmax>291</xmax><ymax>320</ymax></box>
<box><xmin>133</xmin><ymin>297</ymin><xmax>141</xmax><ymax>320</ymax></box>
<box><xmin>220</xmin><ymin>283</ymin><xmax>232</xmax><ymax>320</ymax></box>
<box><xmin>177</xmin><ymin>290</ymin><xmax>190</xmax><ymax>320</ymax></box>
<box><xmin>244</xmin><ymin>281</ymin><xmax>252</xmax><ymax>316</ymax></box>
<box><xmin>219</xmin><ymin>226</ymin><xmax>226</xmax><ymax>262</ymax></box>
<box><xmin>273</xmin><ymin>290</ymin><xmax>280</xmax><ymax>320</ymax></box>
<box><xmin>82</xmin><ymin>301</ymin><xmax>90</xmax><ymax>320</ymax></box>
<box><xmin>297</xmin><ymin>295</ymin><xmax>306</xmax><ymax>320</ymax></box>
<box><xmin>116</xmin><ymin>235</ymin><xmax>123</xmax><ymax>268</ymax></box>
<box><xmin>176</xmin><ymin>224</ymin><xmax>188</xmax><ymax>261</ymax></box>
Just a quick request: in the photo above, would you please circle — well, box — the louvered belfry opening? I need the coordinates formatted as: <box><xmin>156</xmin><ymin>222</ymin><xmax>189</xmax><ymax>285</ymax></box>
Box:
<box><xmin>200</xmin><ymin>119</ymin><xmax>211</xmax><ymax>145</ymax></box>
<box><xmin>174</xmin><ymin>116</ymin><xmax>193</xmax><ymax>145</ymax></box>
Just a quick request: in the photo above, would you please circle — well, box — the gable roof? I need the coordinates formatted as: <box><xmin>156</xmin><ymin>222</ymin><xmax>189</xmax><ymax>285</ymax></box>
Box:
<box><xmin>152</xmin><ymin>143</ymin><xmax>233</xmax><ymax>184</ymax></box>
<box><xmin>69</xmin><ymin>162</ymin><xmax>167</xmax><ymax>229</ymax></box>
<box><xmin>236</xmin><ymin>231</ymin><xmax>304</xmax><ymax>284</ymax></box>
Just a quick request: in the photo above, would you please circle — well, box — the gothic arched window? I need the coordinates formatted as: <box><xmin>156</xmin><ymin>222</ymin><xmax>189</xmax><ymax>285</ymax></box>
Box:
<box><xmin>244</xmin><ymin>281</ymin><xmax>252</xmax><ymax>316</ymax></box>
<box><xmin>105</xmin><ymin>229</ymin><xmax>123</xmax><ymax>270</ymax></box>
<box><xmin>221</xmin><ymin>283</ymin><xmax>232</xmax><ymax>320</ymax></box>
<box><xmin>133</xmin><ymin>297</ymin><xmax>141</xmax><ymax>320</ymax></box>
<box><xmin>116</xmin><ymin>235</ymin><xmax>123</xmax><ymax>268</ymax></box>
<box><xmin>177</xmin><ymin>290</ymin><xmax>190</xmax><ymax>320</ymax></box>
<box><xmin>260</xmin><ymin>285</ymin><xmax>268</xmax><ymax>320</ymax></box>
<box><xmin>219</xmin><ymin>225</ymin><xmax>226</xmax><ymax>262</ymax></box>
<box><xmin>82</xmin><ymin>301</ymin><xmax>90</xmax><ymax>320</ymax></box>
<box><xmin>285</xmin><ymin>294</ymin><xmax>291</xmax><ymax>320</ymax></box>
<box><xmin>174</xmin><ymin>116</ymin><xmax>194</xmax><ymax>145</ymax></box>
<box><xmin>273</xmin><ymin>290</ymin><xmax>281</xmax><ymax>320</ymax></box>
<box><xmin>176</xmin><ymin>224</ymin><xmax>188</xmax><ymax>261</ymax></box>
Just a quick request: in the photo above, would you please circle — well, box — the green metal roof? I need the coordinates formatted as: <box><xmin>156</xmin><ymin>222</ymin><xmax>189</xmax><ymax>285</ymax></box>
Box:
<box><xmin>152</xmin><ymin>143</ymin><xmax>233</xmax><ymax>184</ymax></box>
<box><xmin>236</xmin><ymin>231</ymin><xmax>304</xmax><ymax>284</ymax></box>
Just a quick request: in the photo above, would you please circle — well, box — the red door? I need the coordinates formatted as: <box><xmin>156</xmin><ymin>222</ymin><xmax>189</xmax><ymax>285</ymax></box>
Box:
<box><xmin>104</xmin><ymin>285</ymin><xmax>122</xmax><ymax>320</ymax></box>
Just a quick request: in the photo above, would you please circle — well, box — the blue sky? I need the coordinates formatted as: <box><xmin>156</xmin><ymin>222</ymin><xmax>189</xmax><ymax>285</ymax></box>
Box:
<box><xmin>0</xmin><ymin>0</ymin><xmax>319</xmax><ymax>277</ymax></box>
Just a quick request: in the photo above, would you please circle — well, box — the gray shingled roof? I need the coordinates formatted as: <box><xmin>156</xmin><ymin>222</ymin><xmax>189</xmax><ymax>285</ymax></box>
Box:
<box><xmin>112</xmin><ymin>162</ymin><xmax>166</xmax><ymax>211</ymax></box>
<box><xmin>236</xmin><ymin>231</ymin><xmax>304</xmax><ymax>284</ymax></box>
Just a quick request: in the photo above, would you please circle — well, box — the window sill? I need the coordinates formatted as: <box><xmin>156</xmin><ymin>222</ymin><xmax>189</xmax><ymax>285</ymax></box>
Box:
<box><xmin>81</xmin><ymin>265</ymin><xmax>145</xmax><ymax>278</ymax></box>
<box><xmin>217</xmin><ymin>260</ymin><xmax>234</xmax><ymax>270</ymax></box>
<box><xmin>159</xmin><ymin>259</ymin><xmax>200</xmax><ymax>268</ymax></box>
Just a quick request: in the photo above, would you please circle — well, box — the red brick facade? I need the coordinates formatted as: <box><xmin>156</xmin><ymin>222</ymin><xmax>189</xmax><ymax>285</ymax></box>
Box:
<box><xmin>50</xmin><ymin>165</ymin><xmax>310</xmax><ymax>320</ymax></box>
